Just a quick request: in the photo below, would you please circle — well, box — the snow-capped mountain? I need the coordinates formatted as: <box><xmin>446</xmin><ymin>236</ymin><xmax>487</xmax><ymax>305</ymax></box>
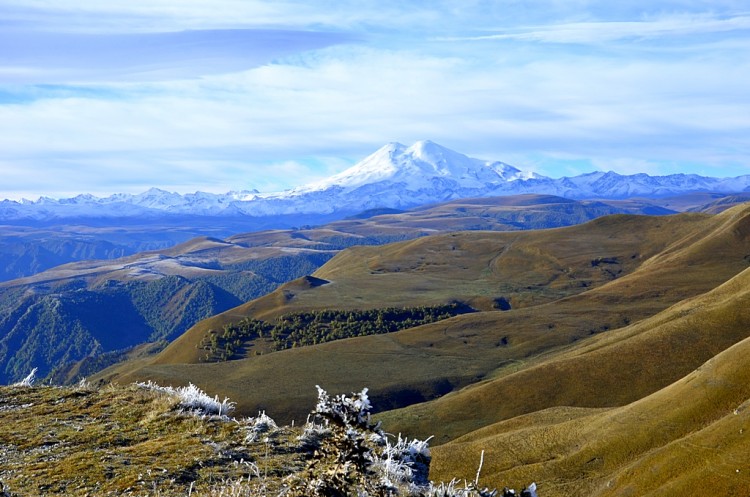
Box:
<box><xmin>247</xmin><ymin>140</ymin><xmax>538</xmax><ymax>216</ymax></box>
<box><xmin>294</xmin><ymin>141</ymin><xmax>531</xmax><ymax>193</ymax></box>
<box><xmin>2</xmin><ymin>140</ymin><xmax>749</xmax><ymax>221</ymax></box>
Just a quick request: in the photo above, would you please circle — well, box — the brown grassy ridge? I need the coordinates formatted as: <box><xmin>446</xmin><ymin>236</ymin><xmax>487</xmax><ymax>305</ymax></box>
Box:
<box><xmin>146</xmin><ymin>210</ymin><xmax>711</xmax><ymax>366</ymax></box>
<box><xmin>1</xmin><ymin>380</ymin><xmax>540</xmax><ymax>497</ymax></box>
<box><xmin>376</xmin><ymin>204</ymin><xmax>750</xmax><ymax>440</ymax></box>
<box><xmin>429</xmin><ymin>326</ymin><xmax>750</xmax><ymax>496</ymax></box>
<box><xmin>386</xmin><ymin>253</ymin><xmax>750</xmax><ymax>434</ymax></box>
<box><xmin>97</xmin><ymin>205</ymin><xmax>750</xmax><ymax>433</ymax></box>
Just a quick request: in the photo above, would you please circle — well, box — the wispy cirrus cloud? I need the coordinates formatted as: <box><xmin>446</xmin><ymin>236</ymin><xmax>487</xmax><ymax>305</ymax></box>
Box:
<box><xmin>449</xmin><ymin>13</ymin><xmax>750</xmax><ymax>44</ymax></box>
<box><xmin>0</xmin><ymin>0</ymin><xmax>447</xmax><ymax>33</ymax></box>
<box><xmin>0</xmin><ymin>29</ymin><xmax>356</xmax><ymax>83</ymax></box>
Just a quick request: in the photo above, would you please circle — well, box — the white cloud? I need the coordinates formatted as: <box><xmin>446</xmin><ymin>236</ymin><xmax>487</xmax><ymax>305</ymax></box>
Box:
<box><xmin>2</xmin><ymin>39</ymin><xmax>749</xmax><ymax>198</ymax></box>
<box><xmin>0</xmin><ymin>29</ymin><xmax>356</xmax><ymax>84</ymax></box>
<box><xmin>0</xmin><ymin>0</ymin><xmax>447</xmax><ymax>33</ymax></box>
<box><xmin>1</xmin><ymin>2</ymin><xmax>749</xmax><ymax>199</ymax></box>
<box><xmin>451</xmin><ymin>13</ymin><xmax>750</xmax><ymax>44</ymax></box>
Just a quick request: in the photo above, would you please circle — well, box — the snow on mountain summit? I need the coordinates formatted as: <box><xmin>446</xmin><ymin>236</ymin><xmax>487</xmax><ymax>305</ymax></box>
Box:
<box><xmin>295</xmin><ymin>142</ymin><xmax>408</xmax><ymax>192</ymax></box>
<box><xmin>295</xmin><ymin>140</ymin><xmax>523</xmax><ymax>194</ymax></box>
<box><xmin>2</xmin><ymin>140</ymin><xmax>749</xmax><ymax>221</ymax></box>
<box><xmin>401</xmin><ymin>140</ymin><xmax>521</xmax><ymax>185</ymax></box>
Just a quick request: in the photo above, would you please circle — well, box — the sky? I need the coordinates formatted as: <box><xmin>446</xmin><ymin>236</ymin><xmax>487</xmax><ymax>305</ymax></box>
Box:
<box><xmin>1</xmin><ymin>1</ymin><xmax>749</xmax><ymax>200</ymax></box>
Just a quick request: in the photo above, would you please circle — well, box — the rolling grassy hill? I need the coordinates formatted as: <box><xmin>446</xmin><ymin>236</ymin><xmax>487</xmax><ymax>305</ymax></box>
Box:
<box><xmin>69</xmin><ymin>202</ymin><xmax>750</xmax><ymax>493</ymax></box>
<box><xmin>1</xmin><ymin>194</ymin><xmax>677</xmax><ymax>384</ymax></box>
<box><xmin>144</xmin><ymin>210</ymin><xmax>712</xmax><ymax>367</ymax></box>
<box><xmin>428</xmin><ymin>269</ymin><xmax>750</xmax><ymax>495</ymax></box>
<box><xmin>102</xmin><ymin>204</ymin><xmax>750</xmax><ymax>423</ymax></box>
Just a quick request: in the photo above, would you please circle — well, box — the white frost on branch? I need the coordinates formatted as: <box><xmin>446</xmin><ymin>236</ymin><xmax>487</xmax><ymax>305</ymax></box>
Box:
<box><xmin>244</xmin><ymin>411</ymin><xmax>278</xmax><ymax>442</ymax></box>
<box><xmin>314</xmin><ymin>385</ymin><xmax>373</xmax><ymax>428</ymax></box>
<box><xmin>12</xmin><ymin>368</ymin><xmax>38</xmax><ymax>387</ymax></box>
<box><xmin>136</xmin><ymin>380</ymin><xmax>235</xmax><ymax>417</ymax></box>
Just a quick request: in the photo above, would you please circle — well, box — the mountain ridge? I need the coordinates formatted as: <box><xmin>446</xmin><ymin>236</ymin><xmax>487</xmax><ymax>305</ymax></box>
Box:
<box><xmin>3</xmin><ymin>141</ymin><xmax>749</xmax><ymax>221</ymax></box>
<box><xmin>2</xmin><ymin>194</ymin><xmax>664</xmax><ymax>383</ymax></box>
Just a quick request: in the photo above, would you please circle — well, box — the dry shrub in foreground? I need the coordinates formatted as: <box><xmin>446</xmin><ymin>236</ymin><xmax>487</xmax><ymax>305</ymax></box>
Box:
<box><xmin>281</xmin><ymin>386</ymin><xmax>538</xmax><ymax>497</ymax></box>
<box><xmin>0</xmin><ymin>377</ymin><xmax>537</xmax><ymax>497</ymax></box>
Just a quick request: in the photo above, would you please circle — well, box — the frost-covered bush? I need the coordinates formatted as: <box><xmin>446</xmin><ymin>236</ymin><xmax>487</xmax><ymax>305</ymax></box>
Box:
<box><xmin>285</xmin><ymin>386</ymin><xmax>391</xmax><ymax>496</ymax></box>
<box><xmin>313</xmin><ymin>385</ymin><xmax>376</xmax><ymax>430</ymax></box>
<box><xmin>285</xmin><ymin>386</ymin><xmax>435</xmax><ymax>496</ymax></box>
<box><xmin>136</xmin><ymin>381</ymin><xmax>235</xmax><ymax>416</ymax></box>
<box><xmin>283</xmin><ymin>385</ymin><xmax>537</xmax><ymax>497</ymax></box>
<box><xmin>297</xmin><ymin>415</ymin><xmax>332</xmax><ymax>452</ymax></box>
<box><xmin>420</xmin><ymin>480</ymin><xmax>537</xmax><ymax>497</ymax></box>
<box><xmin>424</xmin><ymin>480</ymin><xmax>497</xmax><ymax>497</ymax></box>
<box><xmin>373</xmin><ymin>434</ymin><xmax>432</xmax><ymax>491</ymax></box>
<box><xmin>11</xmin><ymin>368</ymin><xmax>37</xmax><ymax>387</ymax></box>
<box><xmin>244</xmin><ymin>411</ymin><xmax>278</xmax><ymax>443</ymax></box>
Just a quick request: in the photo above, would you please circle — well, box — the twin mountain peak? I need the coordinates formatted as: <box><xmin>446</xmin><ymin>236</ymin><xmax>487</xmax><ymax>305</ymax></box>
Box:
<box><xmin>3</xmin><ymin>140</ymin><xmax>749</xmax><ymax>220</ymax></box>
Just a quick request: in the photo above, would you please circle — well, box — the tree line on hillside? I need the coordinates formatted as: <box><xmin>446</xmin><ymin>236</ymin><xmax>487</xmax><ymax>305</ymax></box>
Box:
<box><xmin>198</xmin><ymin>303</ymin><xmax>474</xmax><ymax>362</ymax></box>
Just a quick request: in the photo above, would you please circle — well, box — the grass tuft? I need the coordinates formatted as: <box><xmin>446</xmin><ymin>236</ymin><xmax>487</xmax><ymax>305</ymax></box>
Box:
<box><xmin>136</xmin><ymin>380</ymin><xmax>236</xmax><ymax>417</ymax></box>
<box><xmin>10</xmin><ymin>368</ymin><xmax>37</xmax><ymax>387</ymax></box>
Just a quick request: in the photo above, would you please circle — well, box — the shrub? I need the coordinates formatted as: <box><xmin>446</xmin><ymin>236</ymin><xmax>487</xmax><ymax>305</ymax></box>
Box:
<box><xmin>244</xmin><ymin>411</ymin><xmax>278</xmax><ymax>443</ymax></box>
<box><xmin>283</xmin><ymin>386</ymin><xmax>538</xmax><ymax>497</ymax></box>
<box><xmin>374</xmin><ymin>434</ymin><xmax>432</xmax><ymax>490</ymax></box>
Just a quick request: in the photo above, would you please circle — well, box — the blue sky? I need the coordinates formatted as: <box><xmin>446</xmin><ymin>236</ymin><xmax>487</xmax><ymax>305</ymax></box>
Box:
<box><xmin>1</xmin><ymin>1</ymin><xmax>749</xmax><ymax>200</ymax></box>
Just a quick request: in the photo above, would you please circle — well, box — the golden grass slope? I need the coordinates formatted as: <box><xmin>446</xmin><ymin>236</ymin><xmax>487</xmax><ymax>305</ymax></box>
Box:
<box><xmin>151</xmin><ymin>211</ymin><xmax>714</xmax><ymax>365</ymax></box>
<box><xmin>378</xmin><ymin>205</ymin><xmax>750</xmax><ymax>442</ymax></box>
<box><xmin>0</xmin><ymin>383</ymin><xmax>280</xmax><ymax>495</ymax></box>
<box><xmin>97</xmin><ymin>204</ymin><xmax>750</xmax><ymax>442</ymax></box>
<box><xmin>427</xmin><ymin>268</ymin><xmax>750</xmax><ymax>495</ymax></box>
